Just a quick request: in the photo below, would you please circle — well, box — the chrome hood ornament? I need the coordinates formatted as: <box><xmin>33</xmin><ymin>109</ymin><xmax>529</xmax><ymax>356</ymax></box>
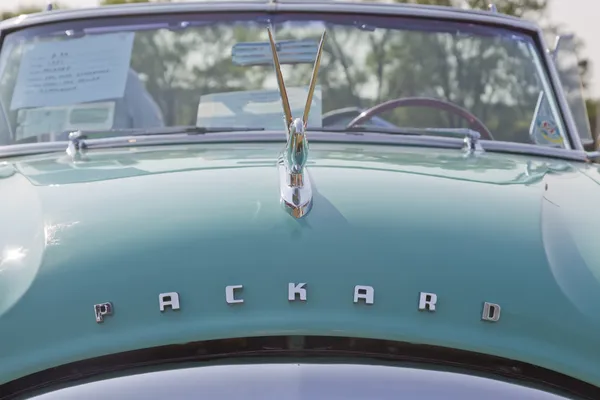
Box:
<box><xmin>268</xmin><ymin>28</ymin><xmax>326</xmax><ymax>219</ymax></box>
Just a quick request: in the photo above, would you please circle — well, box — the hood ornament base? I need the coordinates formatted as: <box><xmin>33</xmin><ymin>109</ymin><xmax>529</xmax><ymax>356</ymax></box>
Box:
<box><xmin>278</xmin><ymin>119</ymin><xmax>312</xmax><ymax>218</ymax></box>
<box><xmin>267</xmin><ymin>28</ymin><xmax>326</xmax><ymax>219</ymax></box>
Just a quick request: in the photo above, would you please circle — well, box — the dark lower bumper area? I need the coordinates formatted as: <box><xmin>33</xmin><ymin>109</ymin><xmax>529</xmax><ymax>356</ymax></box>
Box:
<box><xmin>3</xmin><ymin>336</ymin><xmax>594</xmax><ymax>400</ymax></box>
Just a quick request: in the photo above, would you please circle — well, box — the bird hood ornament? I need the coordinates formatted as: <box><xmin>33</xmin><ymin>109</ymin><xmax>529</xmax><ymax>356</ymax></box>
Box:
<box><xmin>268</xmin><ymin>28</ymin><xmax>326</xmax><ymax>219</ymax></box>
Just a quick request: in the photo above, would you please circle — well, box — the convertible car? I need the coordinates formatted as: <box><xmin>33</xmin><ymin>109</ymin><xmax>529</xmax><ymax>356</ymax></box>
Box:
<box><xmin>1</xmin><ymin>1</ymin><xmax>600</xmax><ymax>399</ymax></box>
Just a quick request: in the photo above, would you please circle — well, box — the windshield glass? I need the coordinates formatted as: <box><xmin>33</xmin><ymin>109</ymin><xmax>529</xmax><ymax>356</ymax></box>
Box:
<box><xmin>0</xmin><ymin>12</ymin><xmax>567</xmax><ymax>148</ymax></box>
<box><xmin>552</xmin><ymin>35</ymin><xmax>593</xmax><ymax>144</ymax></box>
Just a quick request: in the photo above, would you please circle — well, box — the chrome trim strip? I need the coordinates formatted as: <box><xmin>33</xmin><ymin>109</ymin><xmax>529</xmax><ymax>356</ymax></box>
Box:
<box><xmin>0</xmin><ymin>132</ymin><xmax>591</xmax><ymax>163</ymax></box>
<box><xmin>0</xmin><ymin>1</ymin><xmax>538</xmax><ymax>33</ymax></box>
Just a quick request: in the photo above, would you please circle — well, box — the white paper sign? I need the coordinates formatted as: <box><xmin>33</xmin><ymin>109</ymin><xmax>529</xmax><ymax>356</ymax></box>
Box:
<box><xmin>10</xmin><ymin>32</ymin><xmax>135</xmax><ymax>110</ymax></box>
<box><xmin>196</xmin><ymin>86</ymin><xmax>322</xmax><ymax>130</ymax></box>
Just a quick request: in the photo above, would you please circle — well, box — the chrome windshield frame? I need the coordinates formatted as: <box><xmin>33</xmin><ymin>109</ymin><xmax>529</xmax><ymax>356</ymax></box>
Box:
<box><xmin>0</xmin><ymin>1</ymin><xmax>586</xmax><ymax>157</ymax></box>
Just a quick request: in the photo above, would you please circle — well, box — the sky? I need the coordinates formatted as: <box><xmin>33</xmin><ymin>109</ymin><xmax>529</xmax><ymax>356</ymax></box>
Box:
<box><xmin>2</xmin><ymin>0</ymin><xmax>600</xmax><ymax>96</ymax></box>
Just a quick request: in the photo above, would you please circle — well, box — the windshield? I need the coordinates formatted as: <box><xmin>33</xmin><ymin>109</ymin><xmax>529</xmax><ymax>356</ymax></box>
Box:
<box><xmin>0</xmin><ymin>12</ymin><xmax>567</xmax><ymax>148</ymax></box>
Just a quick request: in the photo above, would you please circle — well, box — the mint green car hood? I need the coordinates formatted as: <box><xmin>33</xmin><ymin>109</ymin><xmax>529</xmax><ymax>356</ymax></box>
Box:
<box><xmin>1</xmin><ymin>142</ymin><xmax>600</xmax><ymax>387</ymax></box>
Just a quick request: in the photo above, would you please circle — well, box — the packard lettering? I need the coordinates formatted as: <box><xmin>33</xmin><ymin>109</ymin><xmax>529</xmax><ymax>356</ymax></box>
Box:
<box><xmin>94</xmin><ymin>285</ymin><xmax>501</xmax><ymax>323</ymax></box>
<box><xmin>481</xmin><ymin>302</ymin><xmax>501</xmax><ymax>322</ymax></box>
<box><xmin>94</xmin><ymin>302</ymin><xmax>113</xmax><ymax>323</ymax></box>
<box><xmin>226</xmin><ymin>285</ymin><xmax>244</xmax><ymax>304</ymax></box>
<box><xmin>418</xmin><ymin>292</ymin><xmax>437</xmax><ymax>312</ymax></box>
<box><xmin>289</xmin><ymin>282</ymin><xmax>307</xmax><ymax>301</ymax></box>
<box><xmin>353</xmin><ymin>285</ymin><xmax>374</xmax><ymax>305</ymax></box>
<box><xmin>159</xmin><ymin>292</ymin><xmax>180</xmax><ymax>312</ymax></box>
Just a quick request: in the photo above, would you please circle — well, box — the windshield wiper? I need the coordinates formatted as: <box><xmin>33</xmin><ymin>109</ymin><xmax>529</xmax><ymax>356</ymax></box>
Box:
<box><xmin>318</xmin><ymin>126</ymin><xmax>483</xmax><ymax>140</ymax></box>
<box><xmin>133</xmin><ymin>126</ymin><xmax>266</xmax><ymax>136</ymax></box>
<box><xmin>60</xmin><ymin>126</ymin><xmax>269</xmax><ymax>158</ymax></box>
<box><xmin>73</xmin><ymin>125</ymin><xmax>266</xmax><ymax>139</ymax></box>
<box><xmin>318</xmin><ymin>126</ymin><xmax>421</xmax><ymax>135</ymax></box>
<box><xmin>317</xmin><ymin>126</ymin><xmax>484</xmax><ymax>153</ymax></box>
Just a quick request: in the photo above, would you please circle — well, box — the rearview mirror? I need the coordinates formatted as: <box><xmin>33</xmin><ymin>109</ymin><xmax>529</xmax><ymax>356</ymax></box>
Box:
<box><xmin>232</xmin><ymin>39</ymin><xmax>319</xmax><ymax>66</ymax></box>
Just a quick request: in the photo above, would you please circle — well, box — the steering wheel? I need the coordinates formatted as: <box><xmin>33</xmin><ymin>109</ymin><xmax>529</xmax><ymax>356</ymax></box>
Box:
<box><xmin>347</xmin><ymin>97</ymin><xmax>494</xmax><ymax>140</ymax></box>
